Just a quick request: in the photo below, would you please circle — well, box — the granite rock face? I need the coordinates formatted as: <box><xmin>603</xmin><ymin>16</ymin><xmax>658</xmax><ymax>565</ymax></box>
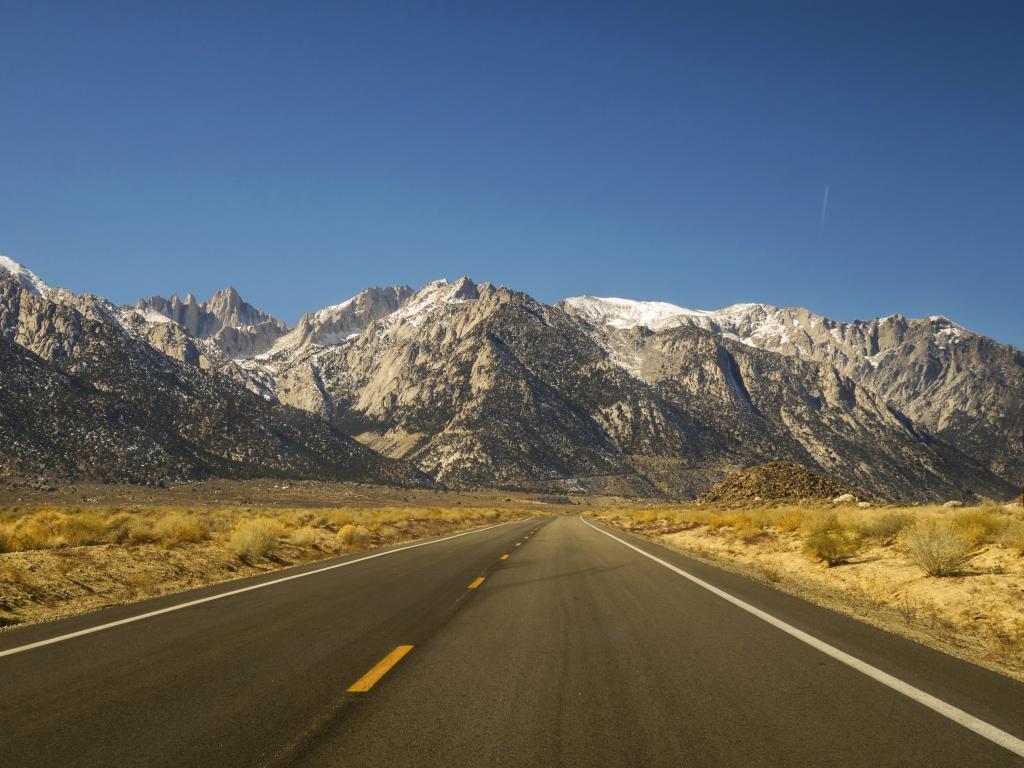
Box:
<box><xmin>1</xmin><ymin>255</ymin><xmax>1020</xmax><ymax>501</ymax></box>
<box><xmin>232</xmin><ymin>279</ymin><xmax>1012</xmax><ymax>500</ymax></box>
<box><xmin>0</xmin><ymin>264</ymin><xmax>426</xmax><ymax>486</ymax></box>
<box><xmin>136</xmin><ymin>287</ymin><xmax>290</xmax><ymax>357</ymax></box>
<box><xmin>563</xmin><ymin>297</ymin><xmax>1024</xmax><ymax>493</ymax></box>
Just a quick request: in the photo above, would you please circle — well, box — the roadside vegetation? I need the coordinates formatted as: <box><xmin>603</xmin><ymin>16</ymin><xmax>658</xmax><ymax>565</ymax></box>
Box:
<box><xmin>595</xmin><ymin>501</ymin><xmax>1024</xmax><ymax>680</ymax></box>
<box><xmin>0</xmin><ymin>504</ymin><xmax>518</xmax><ymax>628</ymax></box>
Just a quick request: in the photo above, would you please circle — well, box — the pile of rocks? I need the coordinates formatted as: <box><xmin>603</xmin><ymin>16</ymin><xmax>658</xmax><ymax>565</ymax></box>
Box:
<box><xmin>698</xmin><ymin>463</ymin><xmax>855</xmax><ymax>505</ymax></box>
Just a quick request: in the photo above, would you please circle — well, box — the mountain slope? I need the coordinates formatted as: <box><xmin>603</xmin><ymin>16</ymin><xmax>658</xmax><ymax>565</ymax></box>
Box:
<box><xmin>240</xmin><ymin>279</ymin><xmax>1011</xmax><ymax>500</ymax></box>
<box><xmin>562</xmin><ymin>296</ymin><xmax>1024</xmax><ymax>488</ymax></box>
<box><xmin>311</xmin><ymin>279</ymin><xmax>651</xmax><ymax>490</ymax></box>
<box><xmin>0</xmin><ymin>335</ymin><xmax>175</xmax><ymax>482</ymax></box>
<box><xmin>0</xmin><ymin>263</ymin><xmax>424</xmax><ymax>485</ymax></box>
<box><xmin>266</xmin><ymin>285</ymin><xmax>414</xmax><ymax>355</ymax></box>
<box><xmin>2</xmin><ymin>255</ymin><xmax>1019</xmax><ymax>500</ymax></box>
<box><xmin>616</xmin><ymin>323</ymin><xmax>1009</xmax><ymax>499</ymax></box>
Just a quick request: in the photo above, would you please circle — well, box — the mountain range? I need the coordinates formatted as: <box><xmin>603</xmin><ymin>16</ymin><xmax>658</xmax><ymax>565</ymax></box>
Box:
<box><xmin>1</xmin><ymin>254</ymin><xmax>1020</xmax><ymax>501</ymax></box>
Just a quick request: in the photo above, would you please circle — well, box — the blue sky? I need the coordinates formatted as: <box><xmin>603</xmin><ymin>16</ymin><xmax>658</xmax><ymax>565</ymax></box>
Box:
<box><xmin>1</xmin><ymin>2</ymin><xmax>1021</xmax><ymax>346</ymax></box>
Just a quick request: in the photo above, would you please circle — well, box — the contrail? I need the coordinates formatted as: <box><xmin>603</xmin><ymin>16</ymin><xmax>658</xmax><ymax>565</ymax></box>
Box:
<box><xmin>820</xmin><ymin>185</ymin><xmax>830</xmax><ymax>231</ymax></box>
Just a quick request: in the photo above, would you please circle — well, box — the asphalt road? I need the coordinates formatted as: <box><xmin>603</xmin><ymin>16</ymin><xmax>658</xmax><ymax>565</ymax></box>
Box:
<box><xmin>2</xmin><ymin>515</ymin><xmax>1022</xmax><ymax>767</ymax></box>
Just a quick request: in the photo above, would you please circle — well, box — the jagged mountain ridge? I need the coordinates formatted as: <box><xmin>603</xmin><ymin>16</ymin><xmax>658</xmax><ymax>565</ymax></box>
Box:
<box><xmin>165</xmin><ymin>274</ymin><xmax>1012</xmax><ymax>500</ymax></box>
<box><xmin>0</xmin><ymin>255</ymin><xmax>1019</xmax><ymax>499</ymax></box>
<box><xmin>561</xmin><ymin>296</ymin><xmax>1024</xmax><ymax>488</ymax></box>
<box><xmin>264</xmin><ymin>285</ymin><xmax>415</xmax><ymax>355</ymax></box>
<box><xmin>137</xmin><ymin>287</ymin><xmax>290</xmax><ymax>357</ymax></box>
<box><xmin>0</xmin><ymin>261</ymin><xmax>426</xmax><ymax>485</ymax></box>
<box><xmin>603</xmin><ymin>321</ymin><xmax>1007</xmax><ymax>498</ymax></box>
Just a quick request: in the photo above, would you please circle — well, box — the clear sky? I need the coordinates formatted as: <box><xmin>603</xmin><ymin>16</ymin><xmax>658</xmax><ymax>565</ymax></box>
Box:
<box><xmin>2</xmin><ymin>1</ymin><xmax>1021</xmax><ymax>346</ymax></box>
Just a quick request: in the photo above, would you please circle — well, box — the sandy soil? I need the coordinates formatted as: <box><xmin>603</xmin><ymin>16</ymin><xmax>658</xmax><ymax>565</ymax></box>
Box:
<box><xmin>0</xmin><ymin>508</ymin><xmax>530</xmax><ymax>629</ymax></box>
<box><xmin>0</xmin><ymin>478</ymin><xmax>599</xmax><ymax>511</ymax></box>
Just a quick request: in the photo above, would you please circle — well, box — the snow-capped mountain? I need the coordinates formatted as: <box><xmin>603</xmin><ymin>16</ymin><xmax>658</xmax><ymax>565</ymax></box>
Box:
<box><xmin>562</xmin><ymin>295</ymin><xmax>970</xmax><ymax>360</ymax></box>
<box><xmin>230</xmin><ymin>278</ymin><xmax>490</xmax><ymax>417</ymax></box>
<box><xmin>0</xmin><ymin>258</ymin><xmax>425</xmax><ymax>485</ymax></box>
<box><xmin>259</xmin><ymin>284</ymin><xmax>414</xmax><ymax>358</ymax></box>
<box><xmin>0</xmin><ymin>256</ymin><xmax>53</xmax><ymax>298</ymax></box>
<box><xmin>206</xmin><ymin>277</ymin><xmax>1013</xmax><ymax>499</ymax></box>
<box><xmin>0</xmin><ymin>254</ymin><xmax>1020</xmax><ymax>500</ymax></box>
<box><xmin>560</xmin><ymin>295</ymin><xmax>740</xmax><ymax>333</ymax></box>
<box><xmin>562</xmin><ymin>296</ymin><xmax>1024</xmax><ymax>486</ymax></box>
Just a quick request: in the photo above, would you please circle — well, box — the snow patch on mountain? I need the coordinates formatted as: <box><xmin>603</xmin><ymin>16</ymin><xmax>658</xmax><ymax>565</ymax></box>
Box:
<box><xmin>138</xmin><ymin>308</ymin><xmax>174</xmax><ymax>324</ymax></box>
<box><xmin>0</xmin><ymin>255</ymin><xmax>53</xmax><ymax>297</ymax></box>
<box><xmin>562</xmin><ymin>296</ymin><xmax>701</xmax><ymax>331</ymax></box>
<box><xmin>314</xmin><ymin>296</ymin><xmax>353</xmax><ymax>317</ymax></box>
<box><xmin>865</xmin><ymin>351</ymin><xmax>888</xmax><ymax>368</ymax></box>
<box><xmin>562</xmin><ymin>295</ymin><xmax>981</xmax><ymax>358</ymax></box>
<box><xmin>561</xmin><ymin>295</ymin><xmax>786</xmax><ymax>344</ymax></box>
<box><xmin>385</xmin><ymin>278</ymin><xmax>478</xmax><ymax>328</ymax></box>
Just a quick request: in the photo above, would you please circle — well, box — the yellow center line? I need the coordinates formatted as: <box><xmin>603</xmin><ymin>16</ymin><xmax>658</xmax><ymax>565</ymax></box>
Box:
<box><xmin>468</xmin><ymin>576</ymin><xmax>486</xmax><ymax>589</ymax></box>
<box><xmin>347</xmin><ymin>645</ymin><xmax>414</xmax><ymax>693</ymax></box>
<box><xmin>500</xmin><ymin>554</ymin><xmax>509</xmax><ymax>560</ymax></box>
<box><xmin>515</xmin><ymin>543</ymin><xmax>521</xmax><ymax>547</ymax></box>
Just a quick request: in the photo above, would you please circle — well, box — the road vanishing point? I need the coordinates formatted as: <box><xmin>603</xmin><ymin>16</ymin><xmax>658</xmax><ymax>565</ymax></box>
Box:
<box><xmin>2</xmin><ymin>516</ymin><xmax>1023</xmax><ymax>767</ymax></box>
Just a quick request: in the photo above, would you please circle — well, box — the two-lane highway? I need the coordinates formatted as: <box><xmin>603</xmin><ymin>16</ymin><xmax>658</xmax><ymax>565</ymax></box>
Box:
<box><xmin>2</xmin><ymin>515</ymin><xmax>1022</xmax><ymax>767</ymax></box>
<box><xmin>0</xmin><ymin>517</ymin><xmax>542</xmax><ymax>767</ymax></box>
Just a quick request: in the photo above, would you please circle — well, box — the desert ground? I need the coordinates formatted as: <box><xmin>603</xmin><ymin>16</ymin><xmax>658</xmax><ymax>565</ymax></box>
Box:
<box><xmin>2</xmin><ymin>479</ymin><xmax>1022</xmax><ymax>682</ymax></box>
<box><xmin>0</xmin><ymin>480</ymin><xmax>583</xmax><ymax>628</ymax></box>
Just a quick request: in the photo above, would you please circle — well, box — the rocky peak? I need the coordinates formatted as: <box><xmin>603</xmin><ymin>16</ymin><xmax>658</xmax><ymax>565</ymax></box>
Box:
<box><xmin>0</xmin><ymin>278</ymin><xmax>425</xmax><ymax>485</ymax></box>
<box><xmin>203</xmin><ymin>286</ymin><xmax>283</xmax><ymax>332</ymax></box>
<box><xmin>0</xmin><ymin>255</ymin><xmax>53</xmax><ymax>298</ymax></box>
<box><xmin>449</xmin><ymin>276</ymin><xmax>479</xmax><ymax>300</ymax></box>
<box><xmin>263</xmin><ymin>284</ymin><xmax>415</xmax><ymax>356</ymax></box>
<box><xmin>2</xmin><ymin>252</ymin><xmax>1020</xmax><ymax>501</ymax></box>
<box><xmin>134</xmin><ymin>286</ymin><xmax>287</xmax><ymax>359</ymax></box>
<box><xmin>384</xmin><ymin>277</ymin><xmax>482</xmax><ymax>328</ymax></box>
<box><xmin>567</xmin><ymin>293</ymin><xmax>1023</xmax><ymax>487</ymax></box>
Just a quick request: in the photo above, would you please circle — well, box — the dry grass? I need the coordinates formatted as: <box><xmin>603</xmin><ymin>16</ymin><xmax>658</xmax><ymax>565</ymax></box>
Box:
<box><xmin>1003</xmin><ymin>522</ymin><xmax>1024</xmax><ymax>555</ymax></box>
<box><xmin>289</xmin><ymin>526</ymin><xmax>320</xmax><ymax>548</ymax></box>
<box><xmin>0</xmin><ymin>563</ymin><xmax>32</xmax><ymax>589</ymax></box>
<box><xmin>595</xmin><ymin>504</ymin><xmax>1017</xmax><ymax>573</ymax></box>
<box><xmin>0</xmin><ymin>499</ymin><xmax>526</xmax><ymax>628</ymax></box>
<box><xmin>950</xmin><ymin>508</ymin><xmax>1010</xmax><ymax>548</ymax></box>
<box><xmin>855</xmin><ymin>511</ymin><xmax>913</xmax><ymax>544</ymax></box>
<box><xmin>802</xmin><ymin>530</ymin><xmax>859</xmax><ymax>566</ymax></box>
<box><xmin>904</xmin><ymin>520</ymin><xmax>974</xmax><ymax>577</ymax></box>
<box><xmin>595</xmin><ymin>503</ymin><xmax>1021</xmax><ymax>578</ymax></box>
<box><xmin>337</xmin><ymin>524</ymin><xmax>371</xmax><ymax>546</ymax></box>
<box><xmin>152</xmin><ymin>513</ymin><xmax>209</xmax><ymax>545</ymax></box>
<box><xmin>0</xmin><ymin>504</ymin><xmax>510</xmax><ymax>555</ymax></box>
<box><xmin>226</xmin><ymin>518</ymin><xmax>284</xmax><ymax>563</ymax></box>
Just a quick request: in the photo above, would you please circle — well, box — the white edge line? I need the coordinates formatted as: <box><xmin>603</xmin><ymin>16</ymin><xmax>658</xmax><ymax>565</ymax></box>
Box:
<box><xmin>580</xmin><ymin>516</ymin><xmax>1024</xmax><ymax>759</ymax></box>
<box><xmin>0</xmin><ymin>517</ymin><xmax>531</xmax><ymax>659</ymax></box>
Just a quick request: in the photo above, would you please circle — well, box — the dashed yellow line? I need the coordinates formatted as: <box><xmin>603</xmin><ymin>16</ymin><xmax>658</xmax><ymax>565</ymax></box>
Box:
<box><xmin>468</xmin><ymin>576</ymin><xmax>486</xmax><ymax>589</ymax></box>
<box><xmin>347</xmin><ymin>645</ymin><xmax>414</xmax><ymax>693</ymax></box>
<box><xmin>515</xmin><ymin>542</ymin><xmax>521</xmax><ymax>547</ymax></box>
<box><xmin>500</xmin><ymin>554</ymin><xmax>509</xmax><ymax>561</ymax></box>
